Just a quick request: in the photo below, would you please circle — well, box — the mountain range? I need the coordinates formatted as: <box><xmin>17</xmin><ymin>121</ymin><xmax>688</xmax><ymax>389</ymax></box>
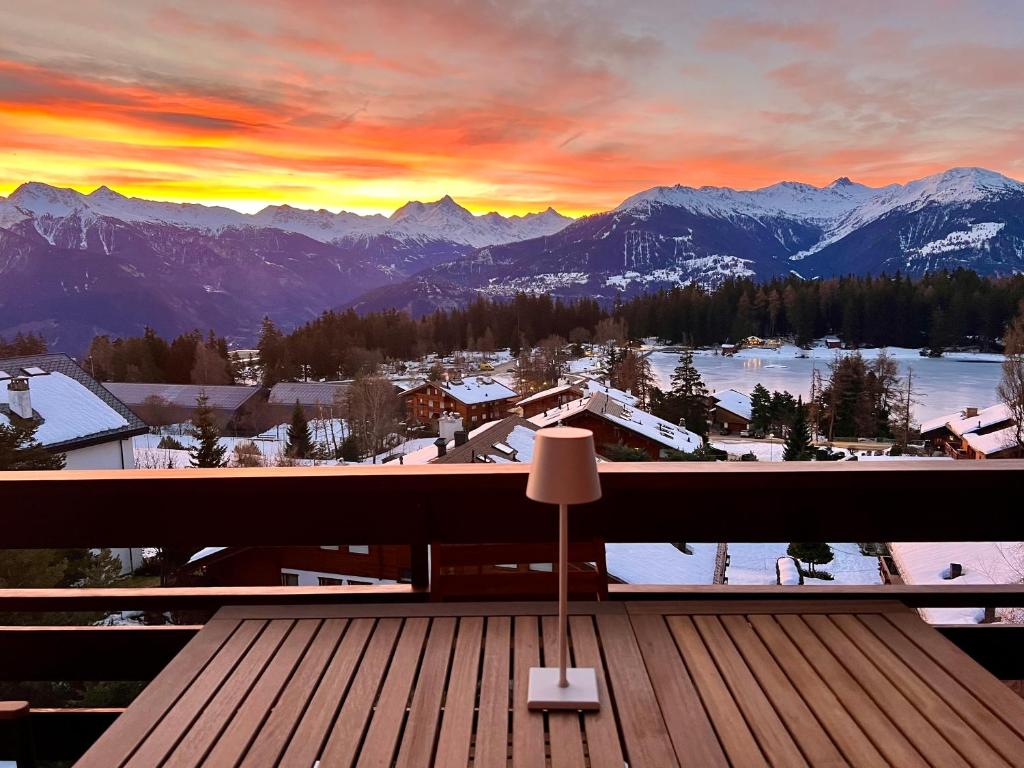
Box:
<box><xmin>2</xmin><ymin>167</ymin><xmax>1023</xmax><ymax>350</ymax></box>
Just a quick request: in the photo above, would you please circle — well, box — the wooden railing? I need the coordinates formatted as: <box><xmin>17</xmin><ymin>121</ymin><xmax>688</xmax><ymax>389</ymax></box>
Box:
<box><xmin>2</xmin><ymin>461</ymin><xmax>1023</xmax><ymax>761</ymax></box>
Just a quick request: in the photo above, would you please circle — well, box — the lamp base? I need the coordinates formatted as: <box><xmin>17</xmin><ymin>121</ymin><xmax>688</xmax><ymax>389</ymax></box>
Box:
<box><xmin>527</xmin><ymin>666</ymin><xmax>600</xmax><ymax>710</ymax></box>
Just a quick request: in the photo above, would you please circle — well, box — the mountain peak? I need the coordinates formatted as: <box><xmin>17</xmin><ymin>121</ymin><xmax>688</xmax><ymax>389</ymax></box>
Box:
<box><xmin>89</xmin><ymin>185</ymin><xmax>126</xmax><ymax>200</ymax></box>
<box><xmin>829</xmin><ymin>176</ymin><xmax>853</xmax><ymax>187</ymax></box>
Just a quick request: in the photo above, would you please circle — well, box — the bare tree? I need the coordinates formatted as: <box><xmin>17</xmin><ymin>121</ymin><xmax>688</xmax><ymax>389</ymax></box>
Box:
<box><xmin>348</xmin><ymin>375</ymin><xmax>401</xmax><ymax>461</ymax></box>
<box><xmin>892</xmin><ymin>365</ymin><xmax>921</xmax><ymax>450</ymax></box>
<box><xmin>998</xmin><ymin>313</ymin><xmax>1024</xmax><ymax>451</ymax></box>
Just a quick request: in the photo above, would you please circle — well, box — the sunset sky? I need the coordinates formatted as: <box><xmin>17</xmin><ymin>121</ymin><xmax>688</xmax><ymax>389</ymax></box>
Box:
<box><xmin>1</xmin><ymin>0</ymin><xmax>1022</xmax><ymax>216</ymax></box>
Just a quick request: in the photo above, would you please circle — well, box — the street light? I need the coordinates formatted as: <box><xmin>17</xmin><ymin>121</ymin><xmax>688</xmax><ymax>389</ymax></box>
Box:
<box><xmin>769</xmin><ymin>432</ymin><xmax>775</xmax><ymax>461</ymax></box>
<box><xmin>526</xmin><ymin>427</ymin><xmax>602</xmax><ymax>710</ymax></box>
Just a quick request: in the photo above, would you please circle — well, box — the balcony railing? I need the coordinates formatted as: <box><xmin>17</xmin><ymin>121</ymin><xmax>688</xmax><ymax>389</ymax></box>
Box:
<box><xmin>2</xmin><ymin>460</ymin><xmax>1024</xmax><ymax>761</ymax></box>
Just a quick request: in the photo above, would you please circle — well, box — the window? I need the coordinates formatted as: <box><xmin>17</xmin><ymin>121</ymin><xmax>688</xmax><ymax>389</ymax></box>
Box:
<box><xmin>318</xmin><ymin>576</ymin><xmax>344</xmax><ymax>586</ymax></box>
<box><xmin>348</xmin><ymin>545</ymin><xmax>370</xmax><ymax>555</ymax></box>
<box><xmin>281</xmin><ymin>572</ymin><xmax>299</xmax><ymax>586</ymax></box>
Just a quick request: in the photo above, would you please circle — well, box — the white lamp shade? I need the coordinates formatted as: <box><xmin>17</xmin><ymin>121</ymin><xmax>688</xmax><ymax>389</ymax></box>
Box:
<box><xmin>526</xmin><ymin>427</ymin><xmax>602</xmax><ymax>505</ymax></box>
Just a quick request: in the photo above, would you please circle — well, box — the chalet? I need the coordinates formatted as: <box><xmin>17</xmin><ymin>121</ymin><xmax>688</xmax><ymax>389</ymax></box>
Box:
<box><xmin>103</xmin><ymin>382</ymin><xmax>263</xmax><ymax>432</ymax></box>
<box><xmin>721</xmin><ymin>343</ymin><xmax>737</xmax><ymax>356</ymax></box>
<box><xmin>578</xmin><ymin>377</ymin><xmax>639</xmax><ymax>406</ymax></box>
<box><xmin>515</xmin><ymin>383</ymin><xmax>583</xmax><ymax>418</ymax></box>
<box><xmin>710</xmin><ymin>388</ymin><xmax>753</xmax><ymax>434</ymax></box>
<box><xmin>401</xmin><ymin>375</ymin><xmax>517</xmax><ymax>429</ymax></box>
<box><xmin>263</xmin><ymin>381</ymin><xmax>350</xmax><ymax>428</ymax></box>
<box><xmin>825</xmin><ymin>336</ymin><xmax>843</xmax><ymax>349</ymax></box>
<box><xmin>530</xmin><ymin>391</ymin><xmax>702</xmax><ymax>460</ymax></box>
<box><xmin>0</xmin><ymin>353</ymin><xmax>147</xmax><ymax>470</ymax></box>
<box><xmin>433</xmin><ymin>415</ymin><xmax>541</xmax><ymax>464</ymax></box>
<box><xmin>919</xmin><ymin>404</ymin><xmax>1020</xmax><ymax>459</ymax></box>
<box><xmin>175</xmin><ymin>545</ymin><xmax>412</xmax><ymax>587</ymax></box>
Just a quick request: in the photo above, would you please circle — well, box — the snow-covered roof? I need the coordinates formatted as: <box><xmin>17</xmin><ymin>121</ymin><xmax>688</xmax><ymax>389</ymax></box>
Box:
<box><xmin>0</xmin><ymin>354</ymin><xmax>147</xmax><ymax>450</ymax></box>
<box><xmin>605</xmin><ymin>543</ymin><xmax>716</xmax><ymax>585</ymax></box>
<box><xmin>187</xmin><ymin>546</ymin><xmax>227</xmax><ymax>564</ymax></box>
<box><xmin>961</xmin><ymin>424</ymin><xmax>1021</xmax><ymax>456</ymax></box>
<box><xmin>920</xmin><ymin>403</ymin><xmax>1012</xmax><ymax>437</ymax></box>
<box><xmin>711</xmin><ymin>388</ymin><xmax>752</xmax><ymax>421</ymax></box>
<box><xmin>402</xmin><ymin>418</ymin><xmax>508</xmax><ymax>465</ymax></box>
<box><xmin>888</xmin><ymin>541</ymin><xmax>1024</xmax><ymax>623</ymax></box>
<box><xmin>529</xmin><ymin>392</ymin><xmax>702</xmax><ymax>453</ymax></box>
<box><xmin>268</xmin><ymin>381</ymin><xmax>349</xmax><ymax>407</ymax></box>
<box><xmin>516</xmin><ymin>383</ymin><xmax>580</xmax><ymax>407</ymax></box>
<box><xmin>408</xmin><ymin>376</ymin><xmax>517</xmax><ymax>406</ymax></box>
<box><xmin>579</xmin><ymin>378</ymin><xmax>639</xmax><ymax>407</ymax></box>
<box><xmin>433</xmin><ymin>416</ymin><xmax>540</xmax><ymax>464</ymax></box>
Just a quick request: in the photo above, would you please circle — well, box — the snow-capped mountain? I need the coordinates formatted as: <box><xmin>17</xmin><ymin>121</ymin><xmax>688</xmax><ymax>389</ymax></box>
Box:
<box><xmin>4</xmin><ymin>168</ymin><xmax>1024</xmax><ymax>343</ymax></box>
<box><xmin>0</xmin><ymin>183</ymin><xmax>571</xmax><ymax>248</ymax></box>
<box><xmin>353</xmin><ymin>167</ymin><xmax>1024</xmax><ymax>315</ymax></box>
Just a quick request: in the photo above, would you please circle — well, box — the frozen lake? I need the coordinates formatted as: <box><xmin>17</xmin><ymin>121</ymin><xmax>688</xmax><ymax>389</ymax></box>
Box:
<box><xmin>648</xmin><ymin>345</ymin><xmax>1005</xmax><ymax>422</ymax></box>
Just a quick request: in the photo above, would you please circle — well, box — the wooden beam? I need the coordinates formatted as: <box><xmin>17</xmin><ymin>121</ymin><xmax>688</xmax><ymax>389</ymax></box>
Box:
<box><xmin>0</xmin><ymin>626</ymin><xmax>199</xmax><ymax>680</ymax></box>
<box><xmin>609</xmin><ymin>584</ymin><xmax>1024</xmax><ymax>607</ymax></box>
<box><xmin>0</xmin><ymin>584</ymin><xmax>427</xmax><ymax>612</ymax></box>
<box><xmin>0</xmin><ymin>462</ymin><xmax>1022</xmax><ymax>546</ymax></box>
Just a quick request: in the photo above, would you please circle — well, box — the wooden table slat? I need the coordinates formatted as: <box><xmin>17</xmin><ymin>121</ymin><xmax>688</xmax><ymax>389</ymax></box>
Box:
<box><xmin>511</xmin><ymin>615</ymin><xmax>545</xmax><ymax>768</ymax></box>
<box><xmin>830</xmin><ymin>614</ymin><xmax>1012</xmax><ymax>768</ymax></box>
<box><xmin>597</xmin><ymin>612</ymin><xmax>679</xmax><ymax>768</ymax></box>
<box><xmin>200</xmin><ymin>619</ymin><xmax>320</xmax><ymax>768</ymax></box>
<box><xmin>568</xmin><ymin>615</ymin><xmax>627</xmax><ymax>768</ymax></box>
<box><xmin>886</xmin><ymin>611</ymin><xmax>1024</xmax><ymax>741</ymax></box>
<box><xmin>75</xmin><ymin>617</ymin><xmax>241</xmax><ymax>768</ymax></box>
<box><xmin>474</xmin><ymin>616</ymin><xmax>511</xmax><ymax>768</ymax></box>
<box><xmin>289</xmin><ymin>618</ymin><xmax>395</xmax><ymax>768</ymax></box>
<box><xmin>722</xmin><ymin>615</ymin><xmax>854</xmax><ymax>767</ymax></box>
<box><xmin>776</xmin><ymin>614</ymin><xmax>937</xmax><ymax>768</ymax></box>
<box><xmin>239</xmin><ymin>618</ymin><xmax>349</xmax><ymax>768</ymax></box>
<box><xmin>124</xmin><ymin>619</ymin><xmax>266</xmax><ymax>768</ymax></box>
<box><xmin>858</xmin><ymin>613</ymin><xmax>1024</xmax><ymax>767</ymax></box>
<box><xmin>735</xmin><ymin>614</ymin><xmax>877</xmax><ymax>767</ymax></box>
<box><xmin>626</xmin><ymin>614</ymin><xmax>727</xmax><ymax>768</ymax></box>
<box><xmin>432</xmin><ymin>617</ymin><xmax>482</xmax><ymax>768</ymax></box>
<box><xmin>163</xmin><ymin>619</ymin><xmax>294</xmax><ymax>768</ymax></box>
<box><xmin>395</xmin><ymin>617</ymin><xmax>456</xmax><ymax>768</ymax></box>
<box><xmin>541</xmin><ymin>615</ymin><xmax>587</xmax><ymax>767</ymax></box>
<box><xmin>666</xmin><ymin>615</ymin><xmax>768</xmax><ymax>768</ymax></box>
<box><xmin>692</xmin><ymin>615</ymin><xmax>809</xmax><ymax>767</ymax></box>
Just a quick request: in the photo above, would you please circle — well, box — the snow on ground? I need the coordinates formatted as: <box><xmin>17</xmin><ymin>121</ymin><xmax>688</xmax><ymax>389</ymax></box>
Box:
<box><xmin>889</xmin><ymin>542</ymin><xmax>1024</xmax><ymax>624</ymax></box>
<box><xmin>606</xmin><ymin>543</ymin><xmax>717</xmax><ymax>584</ymax></box>
<box><xmin>726</xmin><ymin>543</ymin><xmax>883</xmax><ymax>586</ymax></box>
<box><xmin>712</xmin><ymin>440</ymin><xmax>782</xmax><ymax>461</ymax></box>
<box><xmin>360</xmin><ymin>437</ymin><xmax>438</xmax><ymax>464</ymax></box>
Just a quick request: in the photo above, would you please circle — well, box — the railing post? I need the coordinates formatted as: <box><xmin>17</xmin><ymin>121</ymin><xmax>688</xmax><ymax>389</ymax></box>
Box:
<box><xmin>411</xmin><ymin>542</ymin><xmax>430</xmax><ymax>591</ymax></box>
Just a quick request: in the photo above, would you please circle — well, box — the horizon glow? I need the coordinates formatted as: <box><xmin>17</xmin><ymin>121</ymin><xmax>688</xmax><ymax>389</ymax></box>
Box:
<box><xmin>1</xmin><ymin>0</ymin><xmax>1022</xmax><ymax>217</ymax></box>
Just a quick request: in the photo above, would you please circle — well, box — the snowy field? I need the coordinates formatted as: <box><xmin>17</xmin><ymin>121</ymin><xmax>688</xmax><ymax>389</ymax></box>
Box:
<box><xmin>726</xmin><ymin>542</ymin><xmax>883</xmax><ymax>585</ymax></box>
<box><xmin>650</xmin><ymin>343</ymin><xmax>1004</xmax><ymax>422</ymax></box>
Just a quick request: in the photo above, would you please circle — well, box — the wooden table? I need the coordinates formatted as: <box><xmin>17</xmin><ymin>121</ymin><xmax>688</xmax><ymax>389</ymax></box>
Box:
<box><xmin>76</xmin><ymin>600</ymin><xmax>1024</xmax><ymax>767</ymax></box>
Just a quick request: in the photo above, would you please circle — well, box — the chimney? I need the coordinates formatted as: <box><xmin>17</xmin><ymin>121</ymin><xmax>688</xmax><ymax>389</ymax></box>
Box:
<box><xmin>433</xmin><ymin>437</ymin><xmax>448</xmax><ymax>458</ymax></box>
<box><xmin>7</xmin><ymin>377</ymin><xmax>32</xmax><ymax>419</ymax></box>
<box><xmin>946</xmin><ymin>562</ymin><xmax>963</xmax><ymax>579</ymax></box>
<box><xmin>454</xmin><ymin>430</ymin><xmax>468</xmax><ymax>447</ymax></box>
<box><xmin>437</xmin><ymin>412</ymin><xmax>464</xmax><ymax>442</ymax></box>
<box><xmin>964</xmin><ymin>407</ymin><xmax>979</xmax><ymax>418</ymax></box>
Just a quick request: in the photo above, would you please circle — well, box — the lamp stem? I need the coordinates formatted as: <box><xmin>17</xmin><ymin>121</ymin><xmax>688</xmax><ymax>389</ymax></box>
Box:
<box><xmin>558</xmin><ymin>501</ymin><xmax>568</xmax><ymax>688</ymax></box>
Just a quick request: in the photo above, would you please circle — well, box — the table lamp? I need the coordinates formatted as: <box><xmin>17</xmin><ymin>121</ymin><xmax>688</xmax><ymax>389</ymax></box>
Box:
<box><xmin>526</xmin><ymin>426</ymin><xmax>602</xmax><ymax>710</ymax></box>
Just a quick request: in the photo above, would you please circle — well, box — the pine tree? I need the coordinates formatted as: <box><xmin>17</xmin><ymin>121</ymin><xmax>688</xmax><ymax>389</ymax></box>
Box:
<box><xmin>782</xmin><ymin>397</ymin><xmax>813</xmax><ymax>461</ymax></box>
<box><xmin>0</xmin><ymin>422</ymin><xmax>65</xmax><ymax>470</ymax></box>
<box><xmin>670</xmin><ymin>351</ymin><xmax>708</xmax><ymax>438</ymax></box>
<box><xmin>749</xmin><ymin>384</ymin><xmax>772</xmax><ymax>435</ymax></box>
<box><xmin>286</xmin><ymin>401</ymin><xmax>313</xmax><ymax>459</ymax></box>
<box><xmin>786</xmin><ymin>543</ymin><xmax>834</xmax><ymax>577</ymax></box>
<box><xmin>188</xmin><ymin>394</ymin><xmax>227</xmax><ymax>468</ymax></box>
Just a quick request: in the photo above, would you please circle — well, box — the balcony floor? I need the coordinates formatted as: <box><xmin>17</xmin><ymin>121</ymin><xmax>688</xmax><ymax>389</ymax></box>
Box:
<box><xmin>76</xmin><ymin>600</ymin><xmax>1024</xmax><ymax>767</ymax></box>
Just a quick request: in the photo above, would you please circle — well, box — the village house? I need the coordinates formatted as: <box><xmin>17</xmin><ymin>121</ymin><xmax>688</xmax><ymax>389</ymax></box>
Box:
<box><xmin>1</xmin><ymin>353</ymin><xmax>147</xmax><ymax>470</ymax></box>
<box><xmin>432</xmin><ymin>415</ymin><xmax>541</xmax><ymax>464</ymax></box>
<box><xmin>262</xmin><ymin>380</ymin><xmax>350</xmax><ymax>429</ymax></box>
<box><xmin>174</xmin><ymin>545</ymin><xmax>412</xmax><ymax>587</ymax></box>
<box><xmin>530</xmin><ymin>391</ymin><xmax>702</xmax><ymax>460</ymax></box>
<box><xmin>919</xmin><ymin>403</ymin><xmax>1022</xmax><ymax>459</ymax></box>
<box><xmin>515</xmin><ymin>383</ymin><xmax>583</xmax><ymax>418</ymax></box>
<box><xmin>401</xmin><ymin>374</ymin><xmax>518</xmax><ymax>430</ymax></box>
<box><xmin>709</xmin><ymin>388</ymin><xmax>753</xmax><ymax>434</ymax></box>
<box><xmin>103</xmin><ymin>382</ymin><xmax>264</xmax><ymax>433</ymax></box>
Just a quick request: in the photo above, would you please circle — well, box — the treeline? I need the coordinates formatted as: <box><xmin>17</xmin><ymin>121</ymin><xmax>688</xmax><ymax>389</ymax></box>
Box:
<box><xmin>0</xmin><ymin>331</ymin><xmax>47</xmax><ymax>357</ymax></box>
<box><xmin>83</xmin><ymin>270</ymin><xmax>1024</xmax><ymax>385</ymax></box>
<box><xmin>86</xmin><ymin>328</ymin><xmax>235</xmax><ymax>384</ymax></box>
<box><xmin>621</xmin><ymin>270</ymin><xmax>1024</xmax><ymax>349</ymax></box>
